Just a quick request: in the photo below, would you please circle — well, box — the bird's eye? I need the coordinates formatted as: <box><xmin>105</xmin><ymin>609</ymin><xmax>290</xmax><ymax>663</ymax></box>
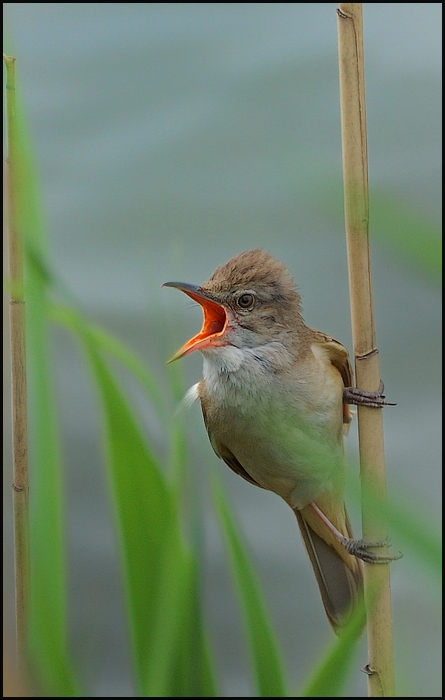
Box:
<box><xmin>237</xmin><ymin>293</ymin><xmax>255</xmax><ymax>309</ymax></box>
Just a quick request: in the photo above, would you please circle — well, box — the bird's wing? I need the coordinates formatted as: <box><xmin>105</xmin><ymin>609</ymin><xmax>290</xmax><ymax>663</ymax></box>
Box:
<box><xmin>311</xmin><ymin>330</ymin><xmax>353</xmax><ymax>387</ymax></box>
<box><xmin>219</xmin><ymin>448</ymin><xmax>264</xmax><ymax>488</ymax></box>
<box><xmin>294</xmin><ymin>505</ymin><xmax>363</xmax><ymax>633</ymax></box>
<box><xmin>201</xmin><ymin>401</ymin><xmax>263</xmax><ymax>488</ymax></box>
<box><xmin>312</xmin><ymin>330</ymin><xmax>354</xmax><ymax>426</ymax></box>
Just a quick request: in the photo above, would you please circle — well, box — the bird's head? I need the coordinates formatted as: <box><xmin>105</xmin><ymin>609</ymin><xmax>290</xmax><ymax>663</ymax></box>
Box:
<box><xmin>163</xmin><ymin>249</ymin><xmax>304</xmax><ymax>362</ymax></box>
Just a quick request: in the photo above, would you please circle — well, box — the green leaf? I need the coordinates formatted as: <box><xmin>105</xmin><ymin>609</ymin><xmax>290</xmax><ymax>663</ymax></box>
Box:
<box><xmin>320</xmin><ymin>180</ymin><xmax>441</xmax><ymax>282</ymax></box>
<box><xmin>369</xmin><ymin>188</ymin><xmax>442</xmax><ymax>282</ymax></box>
<box><xmin>346</xmin><ymin>476</ymin><xmax>442</xmax><ymax>579</ymax></box>
<box><xmin>212</xmin><ymin>478</ymin><xmax>287</xmax><ymax>697</ymax></box>
<box><xmin>56</xmin><ymin>305</ymin><xmax>218</xmax><ymax>696</ymax></box>
<box><xmin>26</xmin><ymin>279</ymin><xmax>80</xmax><ymax>696</ymax></box>
<box><xmin>7</xmin><ymin>59</ymin><xmax>81</xmax><ymax>696</ymax></box>
<box><xmin>71</xmin><ymin>328</ymin><xmax>182</xmax><ymax>693</ymax></box>
<box><xmin>299</xmin><ymin>599</ymin><xmax>365</xmax><ymax>697</ymax></box>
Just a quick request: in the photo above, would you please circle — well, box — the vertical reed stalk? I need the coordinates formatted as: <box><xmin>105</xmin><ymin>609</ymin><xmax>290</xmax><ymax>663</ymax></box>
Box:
<box><xmin>336</xmin><ymin>5</ymin><xmax>396</xmax><ymax>696</ymax></box>
<box><xmin>4</xmin><ymin>53</ymin><xmax>30</xmax><ymax>680</ymax></box>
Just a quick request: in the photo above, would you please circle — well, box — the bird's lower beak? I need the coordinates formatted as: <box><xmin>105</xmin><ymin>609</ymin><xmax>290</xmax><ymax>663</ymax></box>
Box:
<box><xmin>162</xmin><ymin>282</ymin><xmax>229</xmax><ymax>362</ymax></box>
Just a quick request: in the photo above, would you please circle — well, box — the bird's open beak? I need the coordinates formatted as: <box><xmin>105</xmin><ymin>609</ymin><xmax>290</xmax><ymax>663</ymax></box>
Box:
<box><xmin>162</xmin><ymin>282</ymin><xmax>229</xmax><ymax>362</ymax></box>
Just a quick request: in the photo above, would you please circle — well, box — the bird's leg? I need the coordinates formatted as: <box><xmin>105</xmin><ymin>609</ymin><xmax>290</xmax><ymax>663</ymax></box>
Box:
<box><xmin>343</xmin><ymin>380</ymin><xmax>396</xmax><ymax>408</ymax></box>
<box><xmin>309</xmin><ymin>502</ymin><xmax>402</xmax><ymax>563</ymax></box>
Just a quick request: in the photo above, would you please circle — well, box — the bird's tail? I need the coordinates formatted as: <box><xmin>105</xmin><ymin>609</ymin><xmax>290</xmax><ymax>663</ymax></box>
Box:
<box><xmin>294</xmin><ymin>501</ymin><xmax>363</xmax><ymax>634</ymax></box>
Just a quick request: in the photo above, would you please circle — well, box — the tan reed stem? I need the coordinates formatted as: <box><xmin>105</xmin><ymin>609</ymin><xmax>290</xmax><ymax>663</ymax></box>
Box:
<box><xmin>336</xmin><ymin>5</ymin><xmax>396</xmax><ymax>696</ymax></box>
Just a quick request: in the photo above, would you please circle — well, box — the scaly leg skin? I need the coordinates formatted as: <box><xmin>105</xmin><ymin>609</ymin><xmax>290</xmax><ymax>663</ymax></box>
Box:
<box><xmin>344</xmin><ymin>380</ymin><xmax>396</xmax><ymax>408</ymax></box>
<box><xmin>310</xmin><ymin>502</ymin><xmax>403</xmax><ymax>563</ymax></box>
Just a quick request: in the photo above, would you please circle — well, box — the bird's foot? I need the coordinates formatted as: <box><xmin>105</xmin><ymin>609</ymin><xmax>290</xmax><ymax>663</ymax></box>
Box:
<box><xmin>343</xmin><ymin>381</ymin><xmax>396</xmax><ymax>408</ymax></box>
<box><xmin>339</xmin><ymin>535</ymin><xmax>403</xmax><ymax>563</ymax></box>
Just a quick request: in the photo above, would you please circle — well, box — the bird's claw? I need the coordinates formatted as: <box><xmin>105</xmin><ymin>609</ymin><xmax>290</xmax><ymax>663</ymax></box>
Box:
<box><xmin>339</xmin><ymin>534</ymin><xmax>403</xmax><ymax>563</ymax></box>
<box><xmin>343</xmin><ymin>381</ymin><xmax>396</xmax><ymax>408</ymax></box>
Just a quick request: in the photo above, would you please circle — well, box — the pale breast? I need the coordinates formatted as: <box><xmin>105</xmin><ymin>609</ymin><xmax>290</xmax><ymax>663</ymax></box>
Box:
<box><xmin>199</xmin><ymin>347</ymin><xmax>345</xmax><ymax>508</ymax></box>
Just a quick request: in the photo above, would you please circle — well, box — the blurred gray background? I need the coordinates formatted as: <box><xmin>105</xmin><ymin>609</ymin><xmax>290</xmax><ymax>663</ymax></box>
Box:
<box><xmin>3</xmin><ymin>3</ymin><xmax>441</xmax><ymax>697</ymax></box>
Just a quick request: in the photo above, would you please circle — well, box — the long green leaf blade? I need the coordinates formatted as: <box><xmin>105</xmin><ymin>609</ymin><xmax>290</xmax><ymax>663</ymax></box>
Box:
<box><xmin>51</xmin><ymin>300</ymin><xmax>220</xmax><ymax>696</ymax></box>
<box><xmin>9</xmin><ymin>64</ymin><xmax>80</xmax><ymax>696</ymax></box>
<box><xmin>213</xmin><ymin>478</ymin><xmax>287</xmax><ymax>697</ymax></box>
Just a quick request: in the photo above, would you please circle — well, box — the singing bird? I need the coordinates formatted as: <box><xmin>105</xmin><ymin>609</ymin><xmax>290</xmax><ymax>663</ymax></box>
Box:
<box><xmin>164</xmin><ymin>248</ymin><xmax>398</xmax><ymax>633</ymax></box>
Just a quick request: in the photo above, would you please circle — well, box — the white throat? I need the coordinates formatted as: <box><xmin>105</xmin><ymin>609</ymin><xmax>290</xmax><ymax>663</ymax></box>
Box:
<box><xmin>201</xmin><ymin>342</ymin><xmax>292</xmax><ymax>408</ymax></box>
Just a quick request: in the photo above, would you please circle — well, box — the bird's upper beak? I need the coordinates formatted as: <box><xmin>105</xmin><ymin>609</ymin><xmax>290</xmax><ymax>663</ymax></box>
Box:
<box><xmin>162</xmin><ymin>282</ymin><xmax>229</xmax><ymax>362</ymax></box>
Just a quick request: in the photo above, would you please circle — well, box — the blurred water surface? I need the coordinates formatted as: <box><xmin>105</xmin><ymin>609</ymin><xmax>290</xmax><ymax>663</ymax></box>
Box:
<box><xmin>4</xmin><ymin>3</ymin><xmax>441</xmax><ymax>697</ymax></box>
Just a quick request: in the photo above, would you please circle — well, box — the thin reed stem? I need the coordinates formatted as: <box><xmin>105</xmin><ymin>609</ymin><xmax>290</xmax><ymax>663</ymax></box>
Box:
<box><xmin>4</xmin><ymin>53</ymin><xmax>30</xmax><ymax>681</ymax></box>
<box><xmin>336</xmin><ymin>5</ymin><xmax>396</xmax><ymax>696</ymax></box>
